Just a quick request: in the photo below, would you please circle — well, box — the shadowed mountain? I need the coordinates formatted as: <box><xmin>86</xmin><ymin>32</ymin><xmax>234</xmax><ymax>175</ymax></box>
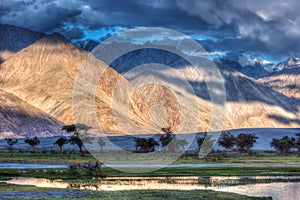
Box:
<box><xmin>0</xmin><ymin>89</ymin><xmax>64</xmax><ymax>138</ymax></box>
<box><xmin>218</xmin><ymin>59</ymin><xmax>271</xmax><ymax>79</ymax></box>
<box><xmin>260</xmin><ymin>67</ymin><xmax>300</xmax><ymax>99</ymax></box>
<box><xmin>107</xmin><ymin>48</ymin><xmax>300</xmax><ymax>130</ymax></box>
<box><xmin>0</xmin><ymin>24</ymin><xmax>44</xmax><ymax>63</ymax></box>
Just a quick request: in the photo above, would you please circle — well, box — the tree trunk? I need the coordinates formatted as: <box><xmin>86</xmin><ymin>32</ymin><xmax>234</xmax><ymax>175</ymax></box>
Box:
<box><xmin>205</xmin><ymin>155</ymin><xmax>208</xmax><ymax>162</ymax></box>
<box><xmin>79</xmin><ymin>146</ymin><xmax>85</xmax><ymax>157</ymax></box>
<box><xmin>9</xmin><ymin>148</ymin><xmax>13</xmax><ymax>157</ymax></box>
<box><xmin>59</xmin><ymin>146</ymin><xmax>63</xmax><ymax>158</ymax></box>
<box><xmin>68</xmin><ymin>149</ymin><xmax>74</xmax><ymax>159</ymax></box>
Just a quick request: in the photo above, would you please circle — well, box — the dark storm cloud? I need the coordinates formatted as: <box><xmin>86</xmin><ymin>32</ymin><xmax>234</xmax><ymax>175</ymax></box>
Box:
<box><xmin>176</xmin><ymin>0</ymin><xmax>300</xmax><ymax>57</ymax></box>
<box><xmin>1</xmin><ymin>0</ymin><xmax>82</xmax><ymax>32</ymax></box>
<box><xmin>1</xmin><ymin>0</ymin><xmax>299</xmax><ymax>58</ymax></box>
<box><xmin>54</xmin><ymin>26</ymin><xmax>84</xmax><ymax>40</ymax></box>
<box><xmin>1</xmin><ymin>0</ymin><xmax>210</xmax><ymax>33</ymax></box>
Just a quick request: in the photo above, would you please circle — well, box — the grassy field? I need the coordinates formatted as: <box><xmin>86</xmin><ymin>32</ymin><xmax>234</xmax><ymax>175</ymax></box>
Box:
<box><xmin>0</xmin><ymin>183</ymin><xmax>271</xmax><ymax>200</ymax></box>
<box><xmin>0</xmin><ymin>150</ymin><xmax>297</xmax><ymax>199</ymax></box>
<box><xmin>1</xmin><ymin>165</ymin><xmax>300</xmax><ymax>183</ymax></box>
<box><xmin>0</xmin><ymin>150</ymin><xmax>299</xmax><ymax>165</ymax></box>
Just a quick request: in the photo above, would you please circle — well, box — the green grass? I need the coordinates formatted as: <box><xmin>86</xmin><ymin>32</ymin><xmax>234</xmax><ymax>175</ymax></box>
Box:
<box><xmin>1</xmin><ymin>165</ymin><xmax>300</xmax><ymax>183</ymax></box>
<box><xmin>0</xmin><ymin>183</ymin><xmax>271</xmax><ymax>199</ymax></box>
<box><xmin>0</xmin><ymin>151</ymin><xmax>296</xmax><ymax>199</ymax></box>
<box><xmin>177</xmin><ymin>153</ymin><xmax>300</xmax><ymax>164</ymax></box>
<box><xmin>0</xmin><ymin>151</ymin><xmax>96</xmax><ymax>164</ymax></box>
<box><xmin>0</xmin><ymin>150</ymin><xmax>299</xmax><ymax>165</ymax></box>
<box><xmin>101</xmin><ymin>166</ymin><xmax>300</xmax><ymax>178</ymax></box>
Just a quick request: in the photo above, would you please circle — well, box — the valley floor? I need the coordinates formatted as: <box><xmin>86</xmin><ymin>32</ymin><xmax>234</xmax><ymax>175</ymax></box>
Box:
<box><xmin>0</xmin><ymin>150</ymin><xmax>299</xmax><ymax>165</ymax></box>
<box><xmin>0</xmin><ymin>150</ymin><xmax>299</xmax><ymax>199</ymax></box>
<box><xmin>0</xmin><ymin>183</ymin><xmax>271</xmax><ymax>200</ymax></box>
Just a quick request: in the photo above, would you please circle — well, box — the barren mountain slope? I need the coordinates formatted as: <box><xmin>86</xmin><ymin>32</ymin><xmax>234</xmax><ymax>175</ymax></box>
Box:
<box><xmin>109</xmin><ymin>48</ymin><xmax>300</xmax><ymax>130</ymax></box>
<box><xmin>1</xmin><ymin>35</ymin><xmax>299</xmax><ymax>136</ymax></box>
<box><xmin>0</xmin><ymin>89</ymin><xmax>64</xmax><ymax>138</ymax></box>
<box><xmin>0</xmin><ymin>34</ymin><xmax>149</xmax><ymax>135</ymax></box>
<box><xmin>260</xmin><ymin>67</ymin><xmax>300</xmax><ymax>99</ymax></box>
<box><xmin>0</xmin><ymin>24</ymin><xmax>44</xmax><ymax>63</ymax></box>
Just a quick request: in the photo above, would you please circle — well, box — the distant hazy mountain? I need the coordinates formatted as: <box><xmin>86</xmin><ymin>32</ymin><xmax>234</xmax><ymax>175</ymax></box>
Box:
<box><xmin>0</xmin><ymin>24</ymin><xmax>44</xmax><ymax>63</ymax></box>
<box><xmin>217</xmin><ymin>58</ymin><xmax>270</xmax><ymax>79</ymax></box>
<box><xmin>81</xmin><ymin>39</ymin><xmax>99</xmax><ymax>51</ymax></box>
<box><xmin>235</xmin><ymin>56</ymin><xmax>300</xmax><ymax>79</ymax></box>
<box><xmin>273</xmin><ymin>57</ymin><xmax>300</xmax><ymax>71</ymax></box>
<box><xmin>83</xmin><ymin>39</ymin><xmax>299</xmax><ymax>80</ymax></box>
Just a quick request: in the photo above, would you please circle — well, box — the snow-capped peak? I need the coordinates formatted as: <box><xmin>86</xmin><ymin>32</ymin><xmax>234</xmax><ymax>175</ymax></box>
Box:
<box><xmin>238</xmin><ymin>55</ymin><xmax>274</xmax><ymax>72</ymax></box>
<box><xmin>273</xmin><ymin>57</ymin><xmax>300</xmax><ymax>71</ymax></box>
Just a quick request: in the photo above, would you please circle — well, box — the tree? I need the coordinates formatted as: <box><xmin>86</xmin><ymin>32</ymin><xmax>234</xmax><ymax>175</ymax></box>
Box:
<box><xmin>134</xmin><ymin>137</ymin><xmax>159</xmax><ymax>153</ymax></box>
<box><xmin>295</xmin><ymin>132</ymin><xmax>300</xmax><ymax>156</ymax></box>
<box><xmin>159</xmin><ymin>127</ymin><xmax>175</xmax><ymax>151</ymax></box>
<box><xmin>235</xmin><ymin>133</ymin><xmax>258</xmax><ymax>154</ymax></box>
<box><xmin>62</xmin><ymin>124</ymin><xmax>92</xmax><ymax>157</ymax></box>
<box><xmin>197</xmin><ymin>135</ymin><xmax>205</xmax><ymax>151</ymax></box>
<box><xmin>168</xmin><ymin>137</ymin><xmax>188</xmax><ymax>152</ymax></box>
<box><xmin>161</xmin><ymin>127</ymin><xmax>173</xmax><ymax>135</ymax></box>
<box><xmin>98</xmin><ymin>138</ymin><xmax>106</xmax><ymax>152</ymax></box>
<box><xmin>24</xmin><ymin>137</ymin><xmax>40</xmax><ymax>152</ymax></box>
<box><xmin>271</xmin><ymin>136</ymin><xmax>296</xmax><ymax>155</ymax></box>
<box><xmin>54</xmin><ymin>137</ymin><xmax>68</xmax><ymax>156</ymax></box>
<box><xmin>5</xmin><ymin>138</ymin><xmax>18</xmax><ymax>156</ymax></box>
<box><xmin>62</xmin><ymin>124</ymin><xmax>77</xmax><ymax>134</ymax></box>
<box><xmin>218</xmin><ymin>132</ymin><xmax>235</xmax><ymax>151</ymax></box>
<box><xmin>68</xmin><ymin>135</ymin><xmax>86</xmax><ymax>157</ymax></box>
<box><xmin>197</xmin><ymin>133</ymin><xmax>215</xmax><ymax>160</ymax></box>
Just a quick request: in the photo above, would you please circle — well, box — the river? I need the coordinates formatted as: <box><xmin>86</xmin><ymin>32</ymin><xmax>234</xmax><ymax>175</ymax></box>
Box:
<box><xmin>1</xmin><ymin>176</ymin><xmax>299</xmax><ymax>200</ymax></box>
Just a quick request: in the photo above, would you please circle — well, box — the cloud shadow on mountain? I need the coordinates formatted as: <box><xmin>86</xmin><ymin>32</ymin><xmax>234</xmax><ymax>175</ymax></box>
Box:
<box><xmin>267</xmin><ymin>114</ymin><xmax>300</xmax><ymax>126</ymax></box>
<box><xmin>109</xmin><ymin>48</ymin><xmax>300</xmax><ymax>114</ymax></box>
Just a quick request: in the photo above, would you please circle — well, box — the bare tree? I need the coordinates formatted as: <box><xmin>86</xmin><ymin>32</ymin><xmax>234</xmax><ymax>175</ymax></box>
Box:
<box><xmin>5</xmin><ymin>138</ymin><xmax>18</xmax><ymax>156</ymax></box>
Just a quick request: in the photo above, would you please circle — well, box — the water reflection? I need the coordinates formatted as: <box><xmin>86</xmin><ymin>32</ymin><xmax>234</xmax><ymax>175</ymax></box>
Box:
<box><xmin>5</xmin><ymin>177</ymin><xmax>69</xmax><ymax>188</ymax></box>
<box><xmin>3</xmin><ymin>176</ymin><xmax>300</xmax><ymax>199</ymax></box>
<box><xmin>218</xmin><ymin>182</ymin><xmax>300</xmax><ymax>200</ymax></box>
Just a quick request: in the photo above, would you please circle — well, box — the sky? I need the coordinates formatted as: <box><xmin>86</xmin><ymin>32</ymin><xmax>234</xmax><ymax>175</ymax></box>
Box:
<box><xmin>1</xmin><ymin>0</ymin><xmax>300</xmax><ymax>62</ymax></box>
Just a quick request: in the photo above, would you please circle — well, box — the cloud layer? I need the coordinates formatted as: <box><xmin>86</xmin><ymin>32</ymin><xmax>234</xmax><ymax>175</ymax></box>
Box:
<box><xmin>1</xmin><ymin>0</ymin><xmax>300</xmax><ymax>59</ymax></box>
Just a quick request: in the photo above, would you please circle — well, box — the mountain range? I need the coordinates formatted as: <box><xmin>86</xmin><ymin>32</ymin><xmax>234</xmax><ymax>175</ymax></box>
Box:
<box><xmin>0</xmin><ymin>24</ymin><xmax>44</xmax><ymax>63</ymax></box>
<box><xmin>82</xmin><ymin>39</ymin><xmax>300</xmax><ymax>79</ymax></box>
<box><xmin>0</xmin><ymin>24</ymin><xmax>299</xmax><ymax>138</ymax></box>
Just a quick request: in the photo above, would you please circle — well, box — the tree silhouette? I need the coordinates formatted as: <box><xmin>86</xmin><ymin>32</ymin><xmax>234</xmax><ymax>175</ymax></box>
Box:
<box><xmin>168</xmin><ymin>137</ymin><xmax>188</xmax><ymax>152</ymax></box>
<box><xmin>5</xmin><ymin>138</ymin><xmax>18</xmax><ymax>156</ymax></box>
<box><xmin>159</xmin><ymin>127</ymin><xmax>175</xmax><ymax>151</ymax></box>
<box><xmin>134</xmin><ymin>137</ymin><xmax>159</xmax><ymax>153</ymax></box>
<box><xmin>54</xmin><ymin>136</ymin><xmax>68</xmax><ymax>156</ymax></box>
<box><xmin>271</xmin><ymin>136</ymin><xmax>296</xmax><ymax>155</ymax></box>
<box><xmin>62</xmin><ymin>123</ymin><xmax>92</xmax><ymax>157</ymax></box>
<box><xmin>236</xmin><ymin>133</ymin><xmax>258</xmax><ymax>155</ymax></box>
<box><xmin>296</xmin><ymin>132</ymin><xmax>300</xmax><ymax>156</ymax></box>
<box><xmin>68</xmin><ymin>135</ymin><xmax>85</xmax><ymax>156</ymax></box>
<box><xmin>218</xmin><ymin>132</ymin><xmax>235</xmax><ymax>151</ymax></box>
<box><xmin>159</xmin><ymin>127</ymin><xmax>188</xmax><ymax>153</ymax></box>
<box><xmin>197</xmin><ymin>133</ymin><xmax>215</xmax><ymax>160</ymax></box>
<box><xmin>98</xmin><ymin>138</ymin><xmax>106</xmax><ymax>152</ymax></box>
<box><xmin>24</xmin><ymin>137</ymin><xmax>40</xmax><ymax>153</ymax></box>
<box><xmin>161</xmin><ymin>127</ymin><xmax>173</xmax><ymax>134</ymax></box>
<box><xmin>197</xmin><ymin>134</ymin><xmax>205</xmax><ymax>151</ymax></box>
